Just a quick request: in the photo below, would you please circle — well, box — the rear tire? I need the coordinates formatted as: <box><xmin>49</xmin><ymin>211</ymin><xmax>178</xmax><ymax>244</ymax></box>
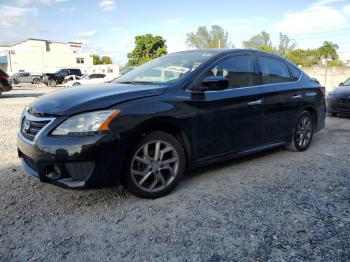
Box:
<box><xmin>125</xmin><ymin>131</ymin><xmax>186</xmax><ymax>199</ymax></box>
<box><xmin>48</xmin><ymin>79</ymin><xmax>57</xmax><ymax>87</ymax></box>
<box><xmin>285</xmin><ymin>111</ymin><xmax>314</xmax><ymax>152</ymax></box>
<box><xmin>73</xmin><ymin>82</ymin><xmax>81</xmax><ymax>86</ymax></box>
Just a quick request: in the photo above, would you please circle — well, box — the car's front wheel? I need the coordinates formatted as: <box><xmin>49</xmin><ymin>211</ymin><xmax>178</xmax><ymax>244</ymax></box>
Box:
<box><xmin>32</xmin><ymin>78</ymin><xmax>40</xmax><ymax>85</ymax></box>
<box><xmin>125</xmin><ymin>131</ymin><xmax>186</xmax><ymax>199</ymax></box>
<box><xmin>285</xmin><ymin>111</ymin><xmax>314</xmax><ymax>152</ymax></box>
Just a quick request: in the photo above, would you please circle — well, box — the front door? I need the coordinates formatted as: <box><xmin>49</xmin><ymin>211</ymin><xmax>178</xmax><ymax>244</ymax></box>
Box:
<box><xmin>191</xmin><ymin>54</ymin><xmax>264</xmax><ymax>160</ymax></box>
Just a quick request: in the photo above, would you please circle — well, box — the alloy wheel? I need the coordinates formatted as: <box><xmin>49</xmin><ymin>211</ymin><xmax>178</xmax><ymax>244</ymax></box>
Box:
<box><xmin>296</xmin><ymin>115</ymin><xmax>313</xmax><ymax>149</ymax></box>
<box><xmin>130</xmin><ymin>140</ymin><xmax>180</xmax><ymax>193</ymax></box>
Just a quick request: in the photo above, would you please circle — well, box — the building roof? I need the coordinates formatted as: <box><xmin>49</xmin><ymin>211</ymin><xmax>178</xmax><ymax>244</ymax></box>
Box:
<box><xmin>0</xmin><ymin>38</ymin><xmax>83</xmax><ymax>48</ymax></box>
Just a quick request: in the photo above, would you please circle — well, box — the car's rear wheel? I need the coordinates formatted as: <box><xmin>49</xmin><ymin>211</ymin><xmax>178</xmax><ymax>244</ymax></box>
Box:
<box><xmin>285</xmin><ymin>111</ymin><xmax>314</xmax><ymax>152</ymax></box>
<box><xmin>32</xmin><ymin>78</ymin><xmax>40</xmax><ymax>85</ymax></box>
<box><xmin>73</xmin><ymin>82</ymin><xmax>81</xmax><ymax>86</ymax></box>
<box><xmin>48</xmin><ymin>79</ymin><xmax>57</xmax><ymax>87</ymax></box>
<box><xmin>125</xmin><ymin>131</ymin><xmax>186</xmax><ymax>199</ymax></box>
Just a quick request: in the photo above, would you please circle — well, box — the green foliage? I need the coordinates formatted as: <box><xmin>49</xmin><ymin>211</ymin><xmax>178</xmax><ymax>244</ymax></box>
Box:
<box><xmin>318</xmin><ymin>41</ymin><xmax>339</xmax><ymax>60</ymax></box>
<box><xmin>101</xmin><ymin>56</ymin><xmax>113</xmax><ymax>65</ymax></box>
<box><xmin>284</xmin><ymin>49</ymin><xmax>319</xmax><ymax>67</ymax></box>
<box><xmin>328</xmin><ymin>59</ymin><xmax>344</xmax><ymax>66</ymax></box>
<box><xmin>259</xmin><ymin>45</ymin><xmax>277</xmax><ymax>54</ymax></box>
<box><xmin>93</xmin><ymin>54</ymin><xmax>113</xmax><ymax>65</ymax></box>
<box><xmin>242</xmin><ymin>31</ymin><xmax>272</xmax><ymax>50</ymax></box>
<box><xmin>93</xmin><ymin>54</ymin><xmax>101</xmax><ymax>65</ymax></box>
<box><xmin>186</xmin><ymin>25</ymin><xmax>233</xmax><ymax>49</ymax></box>
<box><xmin>284</xmin><ymin>41</ymin><xmax>341</xmax><ymax>67</ymax></box>
<box><xmin>127</xmin><ymin>34</ymin><xmax>167</xmax><ymax>66</ymax></box>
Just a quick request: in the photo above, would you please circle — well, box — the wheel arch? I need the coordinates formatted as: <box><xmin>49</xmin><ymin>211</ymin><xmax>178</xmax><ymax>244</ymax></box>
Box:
<box><xmin>134</xmin><ymin>117</ymin><xmax>192</xmax><ymax>166</ymax></box>
<box><xmin>302</xmin><ymin>106</ymin><xmax>318</xmax><ymax>130</ymax></box>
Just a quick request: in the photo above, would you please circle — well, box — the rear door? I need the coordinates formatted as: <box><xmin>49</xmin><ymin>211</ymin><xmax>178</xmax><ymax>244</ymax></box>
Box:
<box><xmin>191</xmin><ymin>53</ymin><xmax>264</xmax><ymax>159</ymax></box>
<box><xmin>257</xmin><ymin>55</ymin><xmax>302</xmax><ymax>143</ymax></box>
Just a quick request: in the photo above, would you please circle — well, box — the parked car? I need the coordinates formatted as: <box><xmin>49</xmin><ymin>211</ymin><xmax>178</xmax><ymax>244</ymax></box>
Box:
<box><xmin>42</xmin><ymin>69</ymin><xmax>82</xmax><ymax>87</ymax></box>
<box><xmin>326</xmin><ymin>77</ymin><xmax>350</xmax><ymax>116</ymax></box>
<box><xmin>17</xmin><ymin>49</ymin><xmax>326</xmax><ymax>198</ymax></box>
<box><xmin>0</xmin><ymin>69</ymin><xmax>12</xmax><ymax>96</ymax></box>
<box><xmin>62</xmin><ymin>73</ymin><xmax>107</xmax><ymax>87</ymax></box>
<box><xmin>11</xmin><ymin>72</ymin><xmax>42</xmax><ymax>85</ymax></box>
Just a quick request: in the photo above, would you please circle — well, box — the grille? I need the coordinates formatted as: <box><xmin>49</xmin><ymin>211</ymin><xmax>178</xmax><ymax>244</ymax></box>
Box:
<box><xmin>21</xmin><ymin>116</ymin><xmax>50</xmax><ymax>141</ymax></box>
<box><xmin>23</xmin><ymin>155</ymin><xmax>38</xmax><ymax>171</ymax></box>
<box><xmin>65</xmin><ymin>162</ymin><xmax>95</xmax><ymax>181</ymax></box>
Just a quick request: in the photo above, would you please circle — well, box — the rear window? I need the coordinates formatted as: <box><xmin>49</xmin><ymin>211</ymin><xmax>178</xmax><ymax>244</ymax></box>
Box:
<box><xmin>288</xmin><ymin>63</ymin><xmax>302</xmax><ymax>81</ymax></box>
<box><xmin>258</xmin><ymin>56</ymin><xmax>291</xmax><ymax>84</ymax></box>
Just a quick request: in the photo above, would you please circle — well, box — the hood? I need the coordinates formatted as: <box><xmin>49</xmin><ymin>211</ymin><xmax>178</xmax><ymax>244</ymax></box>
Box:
<box><xmin>331</xmin><ymin>86</ymin><xmax>350</xmax><ymax>98</ymax></box>
<box><xmin>29</xmin><ymin>83</ymin><xmax>167</xmax><ymax>116</ymax></box>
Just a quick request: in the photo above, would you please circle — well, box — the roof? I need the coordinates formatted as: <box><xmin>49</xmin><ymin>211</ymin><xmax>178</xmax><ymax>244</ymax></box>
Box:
<box><xmin>172</xmin><ymin>48</ymin><xmax>284</xmax><ymax>59</ymax></box>
<box><xmin>0</xmin><ymin>38</ymin><xmax>83</xmax><ymax>48</ymax></box>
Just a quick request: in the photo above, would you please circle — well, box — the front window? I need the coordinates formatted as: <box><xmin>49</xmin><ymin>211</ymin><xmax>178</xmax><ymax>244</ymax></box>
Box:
<box><xmin>114</xmin><ymin>51</ymin><xmax>216</xmax><ymax>85</ymax></box>
<box><xmin>201</xmin><ymin>55</ymin><xmax>258</xmax><ymax>88</ymax></box>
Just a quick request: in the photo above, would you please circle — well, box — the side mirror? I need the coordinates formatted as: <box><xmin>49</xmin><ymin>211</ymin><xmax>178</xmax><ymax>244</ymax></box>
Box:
<box><xmin>339</xmin><ymin>82</ymin><xmax>344</xmax><ymax>86</ymax></box>
<box><xmin>199</xmin><ymin>76</ymin><xmax>229</xmax><ymax>91</ymax></box>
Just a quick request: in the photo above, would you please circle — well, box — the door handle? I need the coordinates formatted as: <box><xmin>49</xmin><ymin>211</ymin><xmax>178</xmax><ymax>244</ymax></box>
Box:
<box><xmin>291</xmin><ymin>95</ymin><xmax>302</xmax><ymax>100</ymax></box>
<box><xmin>248</xmin><ymin>100</ymin><xmax>263</xmax><ymax>106</ymax></box>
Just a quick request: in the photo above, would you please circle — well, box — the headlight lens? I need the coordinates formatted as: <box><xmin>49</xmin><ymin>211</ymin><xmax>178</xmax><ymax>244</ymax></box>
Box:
<box><xmin>51</xmin><ymin>110</ymin><xmax>120</xmax><ymax>136</ymax></box>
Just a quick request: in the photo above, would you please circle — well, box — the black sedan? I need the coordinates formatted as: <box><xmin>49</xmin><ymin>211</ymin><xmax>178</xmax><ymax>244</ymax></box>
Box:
<box><xmin>0</xmin><ymin>69</ymin><xmax>12</xmax><ymax>96</ymax></box>
<box><xmin>17</xmin><ymin>49</ymin><xmax>326</xmax><ymax>198</ymax></box>
<box><xmin>326</xmin><ymin>78</ymin><xmax>350</xmax><ymax>116</ymax></box>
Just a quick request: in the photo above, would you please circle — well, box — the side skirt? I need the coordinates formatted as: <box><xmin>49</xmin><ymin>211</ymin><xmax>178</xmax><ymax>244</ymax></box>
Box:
<box><xmin>190</xmin><ymin>141</ymin><xmax>288</xmax><ymax>170</ymax></box>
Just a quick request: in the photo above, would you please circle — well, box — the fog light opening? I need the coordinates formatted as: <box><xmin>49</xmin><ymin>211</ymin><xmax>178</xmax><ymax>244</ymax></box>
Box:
<box><xmin>45</xmin><ymin>165</ymin><xmax>62</xmax><ymax>181</ymax></box>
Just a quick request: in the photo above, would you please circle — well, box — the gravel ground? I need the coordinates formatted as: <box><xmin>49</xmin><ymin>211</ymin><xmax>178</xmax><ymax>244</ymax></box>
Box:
<box><xmin>0</xmin><ymin>87</ymin><xmax>349</xmax><ymax>261</ymax></box>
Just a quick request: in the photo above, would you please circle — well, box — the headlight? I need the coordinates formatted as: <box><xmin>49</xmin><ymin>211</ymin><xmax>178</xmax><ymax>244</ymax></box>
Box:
<box><xmin>51</xmin><ymin>110</ymin><xmax>120</xmax><ymax>136</ymax></box>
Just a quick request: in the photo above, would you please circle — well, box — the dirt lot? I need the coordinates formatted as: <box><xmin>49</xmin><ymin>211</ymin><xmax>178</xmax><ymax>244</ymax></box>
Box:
<box><xmin>0</xmin><ymin>86</ymin><xmax>349</xmax><ymax>261</ymax></box>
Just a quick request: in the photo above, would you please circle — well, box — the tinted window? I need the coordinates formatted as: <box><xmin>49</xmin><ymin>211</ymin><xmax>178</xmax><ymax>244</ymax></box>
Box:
<box><xmin>96</xmin><ymin>74</ymin><xmax>106</xmax><ymax>78</ymax></box>
<box><xmin>288</xmin><ymin>64</ymin><xmax>301</xmax><ymax>81</ymax></box>
<box><xmin>258</xmin><ymin>56</ymin><xmax>291</xmax><ymax>84</ymax></box>
<box><xmin>204</xmin><ymin>55</ymin><xmax>257</xmax><ymax>88</ymax></box>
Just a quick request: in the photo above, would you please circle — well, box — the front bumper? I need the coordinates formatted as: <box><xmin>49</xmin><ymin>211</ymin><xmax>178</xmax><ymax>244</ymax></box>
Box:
<box><xmin>326</xmin><ymin>98</ymin><xmax>350</xmax><ymax>115</ymax></box>
<box><xmin>17</xmin><ymin>129</ymin><xmax>125</xmax><ymax>189</ymax></box>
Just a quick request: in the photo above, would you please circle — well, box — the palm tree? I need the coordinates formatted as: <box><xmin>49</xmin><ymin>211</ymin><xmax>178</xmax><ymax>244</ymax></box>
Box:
<box><xmin>318</xmin><ymin>41</ymin><xmax>339</xmax><ymax>61</ymax></box>
<box><xmin>318</xmin><ymin>41</ymin><xmax>339</xmax><ymax>85</ymax></box>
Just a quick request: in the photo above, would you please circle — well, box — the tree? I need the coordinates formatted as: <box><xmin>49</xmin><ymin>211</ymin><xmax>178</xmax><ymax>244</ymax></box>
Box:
<box><xmin>127</xmin><ymin>34</ymin><xmax>167</xmax><ymax>66</ymax></box>
<box><xmin>259</xmin><ymin>45</ymin><xmax>277</xmax><ymax>53</ymax></box>
<box><xmin>278</xmin><ymin>33</ymin><xmax>297</xmax><ymax>56</ymax></box>
<box><xmin>186</xmin><ymin>25</ymin><xmax>233</xmax><ymax>49</ymax></box>
<box><xmin>93</xmin><ymin>54</ymin><xmax>101</xmax><ymax>65</ymax></box>
<box><xmin>242</xmin><ymin>31</ymin><xmax>272</xmax><ymax>50</ymax></box>
<box><xmin>284</xmin><ymin>49</ymin><xmax>319</xmax><ymax>67</ymax></box>
<box><xmin>101</xmin><ymin>56</ymin><xmax>113</xmax><ymax>64</ymax></box>
<box><xmin>318</xmin><ymin>41</ymin><xmax>339</xmax><ymax>61</ymax></box>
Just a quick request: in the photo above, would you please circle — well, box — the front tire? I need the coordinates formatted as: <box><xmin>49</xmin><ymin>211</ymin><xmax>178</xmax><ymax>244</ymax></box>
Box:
<box><xmin>73</xmin><ymin>82</ymin><xmax>81</xmax><ymax>86</ymax></box>
<box><xmin>285</xmin><ymin>111</ymin><xmax>314</xmax><ymax>152</ymax></box>
<box><xmin>32</xmin><ymin>78</ymin><xmax>40</xmax><ymax>85</ymax></box>
<box><xmin>125</xmin><ymin>131</ymin><xmax>186</xmax><ymax>199</ymax></box>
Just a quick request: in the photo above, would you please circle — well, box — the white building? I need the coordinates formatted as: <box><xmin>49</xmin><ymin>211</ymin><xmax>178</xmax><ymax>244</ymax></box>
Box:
<box><xmin>0</xmin><ymin>38</ymin><xmax>119</xmax><ymax>76</ymax></box>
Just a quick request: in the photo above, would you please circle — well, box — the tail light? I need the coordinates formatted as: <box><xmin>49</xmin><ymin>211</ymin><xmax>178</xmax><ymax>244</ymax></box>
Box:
<box><xmin>319</xmin><ymin>86</ymin><xmax>326</xmax><ymax>96</ymax></box>
<box><xmin>1</xmin><ymin>73</ymin><xmax>9</xmax><ymax>80</ymax></box>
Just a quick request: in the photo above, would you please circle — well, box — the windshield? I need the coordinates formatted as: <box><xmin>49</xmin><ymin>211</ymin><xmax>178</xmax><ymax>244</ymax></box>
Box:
<box><xmin>114</xmin><ymin>51</ymin><xmax>216</xmax><ymax>85</ymax></box>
